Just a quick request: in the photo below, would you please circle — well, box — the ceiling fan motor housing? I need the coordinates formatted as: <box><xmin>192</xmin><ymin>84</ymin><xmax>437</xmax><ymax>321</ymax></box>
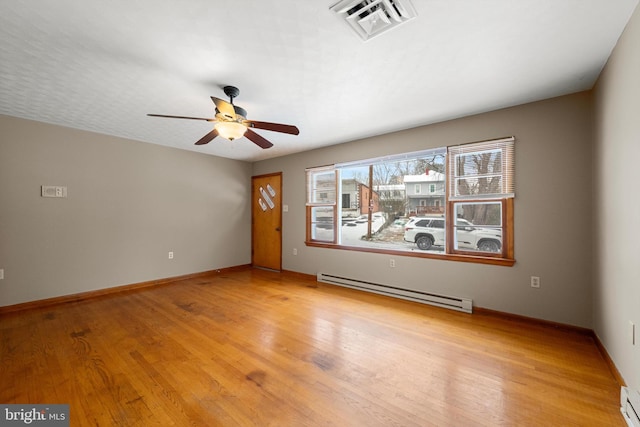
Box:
<box><xmin>233</xmin><ymin>105</ymin><xmax>247</xmax><ymax>119</ymax></box>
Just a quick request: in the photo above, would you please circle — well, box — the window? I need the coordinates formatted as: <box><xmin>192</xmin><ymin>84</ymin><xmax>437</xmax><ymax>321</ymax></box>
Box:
<box><xmin>447</xmin><ymin>137</ymin><xmax>514</xmax><ymax>259</ymax></box>
<box><xmin>306</xmin><ymin>167</ymin><xmax>337</xmax><ymax>243</ymax></box>
<box><xmin>342</xmin><ymin>193</ymin><xmax>351</xmax><ymax>209</ymax></box>
<box><xmin>305</xmin><ymin>137</ymin><xmax>515</xmax><ymax>265</ymax></box>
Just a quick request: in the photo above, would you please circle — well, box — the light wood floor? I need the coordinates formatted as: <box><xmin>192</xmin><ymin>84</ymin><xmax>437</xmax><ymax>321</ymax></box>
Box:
<box><xmin>1</xmin><ymin>268</ymin><xmax>624</xmax><ymax>426</ymax></box>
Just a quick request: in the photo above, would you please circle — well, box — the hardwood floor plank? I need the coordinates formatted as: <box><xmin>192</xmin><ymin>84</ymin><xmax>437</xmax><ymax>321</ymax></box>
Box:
<box><xmin>0</xmin><ymin>269</ymin><xmax>625</xmax><ymax>426</ymax></box>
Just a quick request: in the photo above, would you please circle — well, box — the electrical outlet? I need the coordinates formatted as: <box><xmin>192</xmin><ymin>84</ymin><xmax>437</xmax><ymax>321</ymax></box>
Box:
<box><xmin>390</xmin><ymin>259</ymin><xmax>396</xmax><ymax>268</ymax></box>
<box><xmin>530</xmin><ymin>276</ymin><xmax>540</xmax><ymax>288</ymax></box>
<box><xmin>168</xmin><ymin>251</ymin><xmax>174</xmax><ymax>259</ymax></box>
<box><xmin>293</xmin><ymin>248</ymin><xmax>298</xmax><ymax>256</ymax></box>
<box><xmin>0</xmin><ymin>269</ymin><xmax>4</xmax><ymax>280</ymax></box>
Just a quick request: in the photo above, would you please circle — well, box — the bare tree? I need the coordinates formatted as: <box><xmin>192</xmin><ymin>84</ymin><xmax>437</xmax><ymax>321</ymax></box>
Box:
<box><xmin>455</xmin><ymin>151</ymin><xmax>502</xmax><ymax>225</ymax></box>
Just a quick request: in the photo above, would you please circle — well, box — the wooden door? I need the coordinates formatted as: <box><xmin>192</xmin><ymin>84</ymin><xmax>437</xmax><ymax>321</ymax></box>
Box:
<box><xmin>251</xmin><ymin>173</ymin><xmax>282</xmax><ymax>271</ymax></box>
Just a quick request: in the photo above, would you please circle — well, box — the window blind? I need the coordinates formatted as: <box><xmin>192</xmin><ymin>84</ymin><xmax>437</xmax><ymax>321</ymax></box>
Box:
<box><xmin>447</xmin><ymin>137</ymin><xmax>515</xmax><ymax>200</ymax></box>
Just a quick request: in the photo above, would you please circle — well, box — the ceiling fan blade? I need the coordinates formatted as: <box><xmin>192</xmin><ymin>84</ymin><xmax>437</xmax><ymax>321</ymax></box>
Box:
<box><xmin>244</xmin><ymin>129</ymin><xmax>273</xmax><ymax>149</ymax></box>
<box><xmin>211</xmin><ymin>97</ymin><xmax>236</xmax><ymax>120</ymax></box>
<box><xmin>195</xmin><ymin>129</ymin><xmax>219</xmax><ymax>145</ymax></box>
<box><xmin>245</xmin><ymin>120</ymin><xmax>300</xmax><ymax>135</ymax></box>
<box><xmin>147</xmin><ymin>113</ymin><xmax>214</xmax><ymax>121</ymax></box>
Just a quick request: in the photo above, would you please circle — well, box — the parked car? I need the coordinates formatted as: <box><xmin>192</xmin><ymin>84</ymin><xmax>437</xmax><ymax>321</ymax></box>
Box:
<box><xmin>403</xmin><ymin>217</ymin><xmax>502</xmax><ymax>252</ymax></box>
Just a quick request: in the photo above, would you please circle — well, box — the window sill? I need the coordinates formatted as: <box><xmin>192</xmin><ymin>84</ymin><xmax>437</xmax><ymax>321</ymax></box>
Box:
<box><xmin>304</xmin><ymin>241</ymin><xmax>515</xmax><ymax>267</ymax></box>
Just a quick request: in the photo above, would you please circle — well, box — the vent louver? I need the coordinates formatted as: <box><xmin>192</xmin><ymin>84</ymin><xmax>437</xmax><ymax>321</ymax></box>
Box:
<box><xmin>331</xmin><ymin>0</ymin><xmax>417</xmax><ymax>41</ymax></box>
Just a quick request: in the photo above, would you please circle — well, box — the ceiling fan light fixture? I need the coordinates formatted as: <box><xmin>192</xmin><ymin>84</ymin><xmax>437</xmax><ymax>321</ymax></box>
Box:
<box><xmin>148</xmin><ymin>86</ymin><xmax>298</xmax><ymax>149</ymax></box>
<box><xmin>215</xmin><ymin>121</ymin><xmax>247</xmax><ymax>141</ymax></box>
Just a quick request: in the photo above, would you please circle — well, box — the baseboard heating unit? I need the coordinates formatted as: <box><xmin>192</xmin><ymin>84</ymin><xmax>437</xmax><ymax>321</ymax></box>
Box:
<box><xmin>622</xmin><ymin>387</ymin><xmax>640</xmax><ymax>427</ymax></box>
<box><xmin>317</xmin><ymin>273</ymin><xmax>472</xmax><ymax>313</ymax></box>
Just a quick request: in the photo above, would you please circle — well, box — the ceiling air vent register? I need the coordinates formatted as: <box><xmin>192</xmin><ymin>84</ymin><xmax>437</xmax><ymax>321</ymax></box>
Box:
<box><xmin>330</xmin><ymin>0</ymin><xmax>417</xmax><ymax>41</ymax></box>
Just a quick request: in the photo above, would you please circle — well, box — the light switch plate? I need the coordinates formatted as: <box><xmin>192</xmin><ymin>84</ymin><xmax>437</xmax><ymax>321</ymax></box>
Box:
<box><xmin>41</xmin><ymin>185</ymin><xmax>67</xmax><ymax>198</ymax></box>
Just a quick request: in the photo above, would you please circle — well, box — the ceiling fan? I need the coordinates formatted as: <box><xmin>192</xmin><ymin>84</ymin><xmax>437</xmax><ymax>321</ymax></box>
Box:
<box><xmin>147</xmin><ymin>86</ymin><xmax>299</xmax><ymax>149</ymax></box>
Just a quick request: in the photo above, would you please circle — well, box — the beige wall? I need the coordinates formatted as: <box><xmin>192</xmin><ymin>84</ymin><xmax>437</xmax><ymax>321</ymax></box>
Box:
<box><xmin>593</xmin><ymin>5</ymin><xmax>640</xmax><ymax>390</ymax></box>
<box><xmin>254</xmin><ymin>91</ymin><xmax>594</xmax><ymax>328</ymax></box>
<box><xmin>0</xmin><ymin>115</ymin><xmax>252</xmax><ymax>306</ymax></box>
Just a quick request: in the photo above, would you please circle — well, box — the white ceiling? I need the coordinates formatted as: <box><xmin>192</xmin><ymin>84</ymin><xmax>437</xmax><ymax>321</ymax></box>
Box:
<box><xmin>1</xmin><ymin>1</ymin><xmax>638</xmax><ymax>162</ymax></box>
